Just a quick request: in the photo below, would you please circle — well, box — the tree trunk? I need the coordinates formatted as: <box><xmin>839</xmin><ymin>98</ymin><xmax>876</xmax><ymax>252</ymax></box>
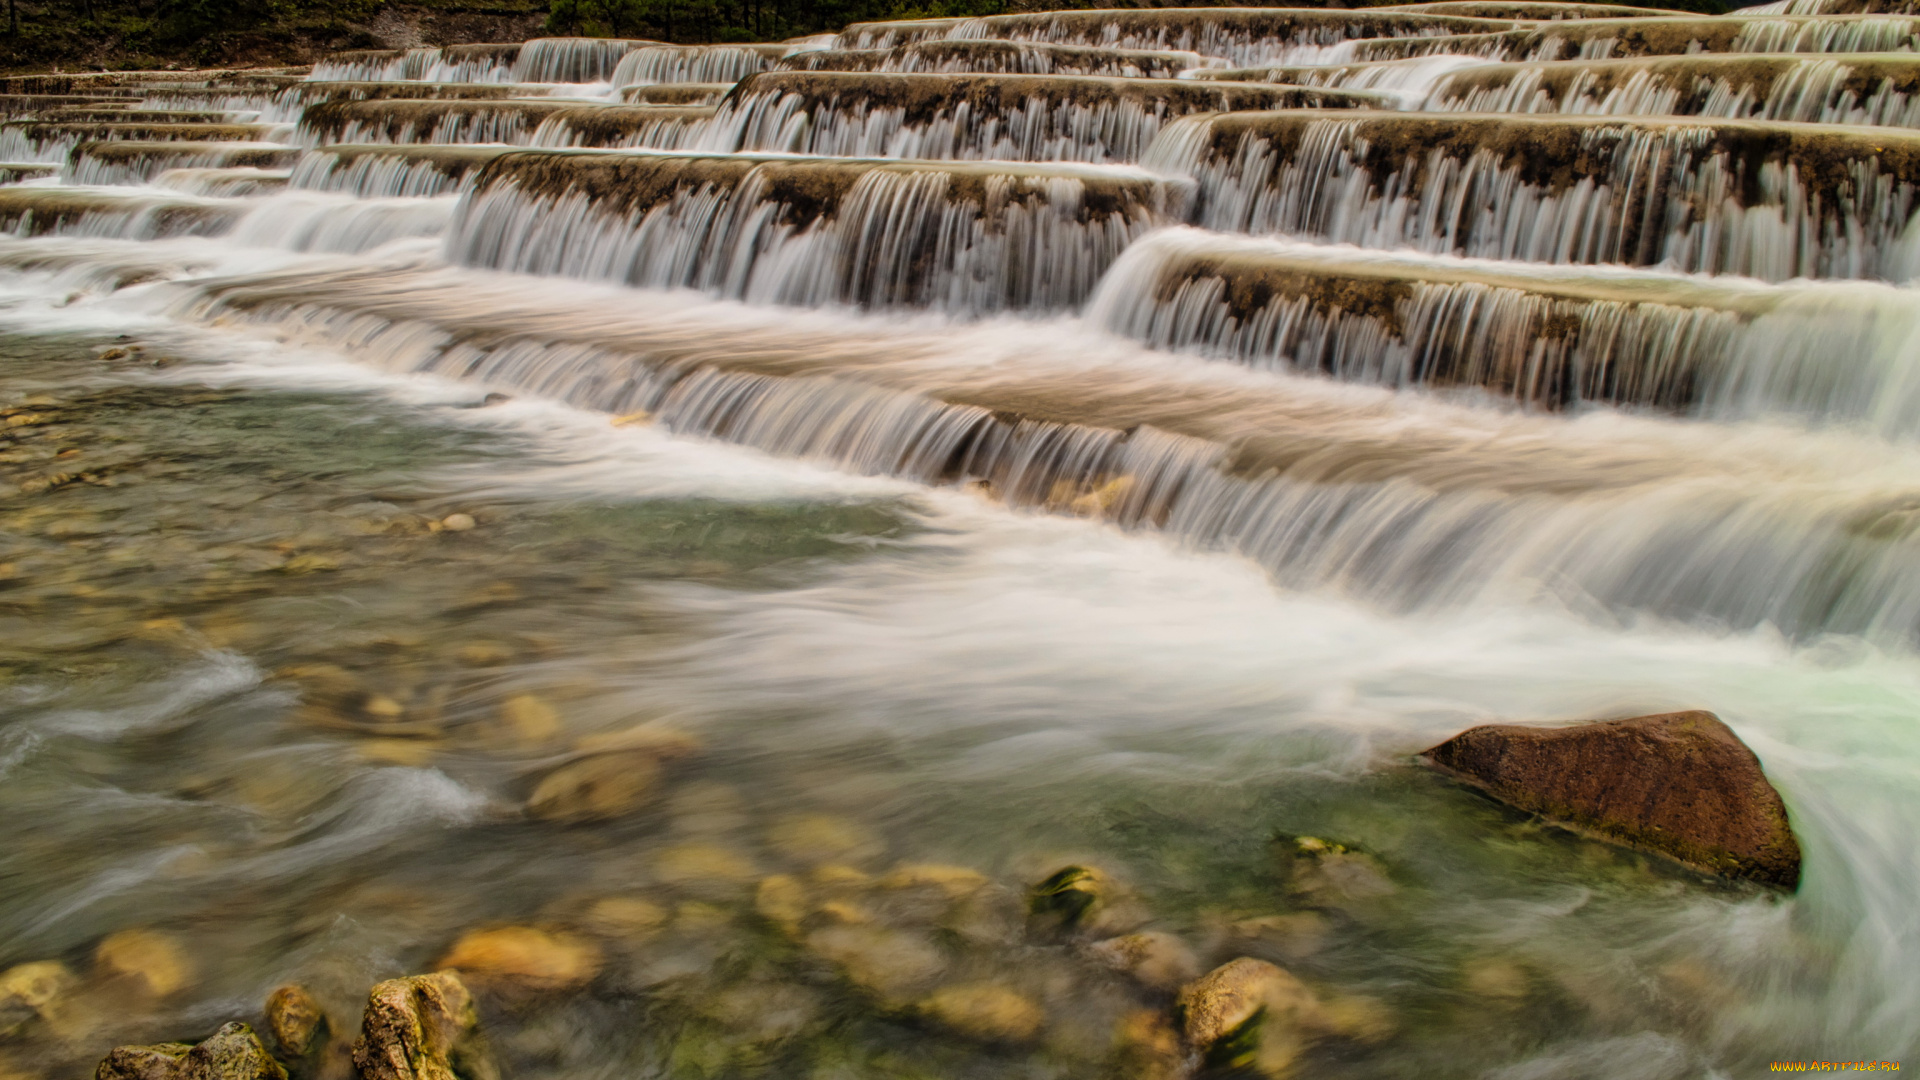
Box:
<box><xmin>8</xmin><ymin>0</ymin><xmax>18</xmax><ymax>38</ymax></box>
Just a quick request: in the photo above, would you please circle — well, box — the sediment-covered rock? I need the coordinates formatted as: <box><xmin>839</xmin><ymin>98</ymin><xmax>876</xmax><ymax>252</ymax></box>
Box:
<box><xmin>523</xmin><ymin>723</ymin><xmax>700</xmax><ymax>823</ymax></box>
<box><xmin>1423</xmin><ymin>710</ymin><xmax>1801</xmax><ymax>887</ymax></box>
<box><xmin>349</xmin><ymin>972</ymin><xmax>489</xmax><ymax>1080</ymax></box>
<box><xmin>1176</xmin><ymin>958</ymin><xmax>1324</xmax><ymax>1075</ymax></box>
<box><xmin>1</xmin><ymin>960</ymin><xmax>74</xmax><ymax>1037</ymax></box>
<box><xmin>1028</xmin><ymin>864</ymin><xmax>1146</xmax><ymax>936</ymax></box>
<box><xmin>96</xmin><ymin>1023</ymin><xmax>287</xmax><ymax>1080</ymax></box>
<box><xmin>263</xmin><ymin>984</ymin><xmax>327</xmax><ymax>1061</ymax></box>
<box><xmin>918</xmin><ymin>981</ymin><xmax>1044</xmax><ymax>1042</ymax></box>
<box><xmin>1087</xmin><ymin>931</ymin><xmax>1201</xmax><ymax>991</ymax></box>
<box><xmin>436</xmin><ymin>926</ymin><xmax>602</xmax><ymax>991</ymax></box>
<box><xmin>96</xmin><ymin>1042</ymin><xmax>195</xmax><ymax>1080</ymax></box>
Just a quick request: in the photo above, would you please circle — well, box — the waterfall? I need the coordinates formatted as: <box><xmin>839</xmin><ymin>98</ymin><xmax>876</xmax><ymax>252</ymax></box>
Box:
<box><xmin>288</xmin><ymin>145</ymin><xmax>521</xmax><ymax>197</ymax></box>
<box><xmin>1086</xmin><ymin>227</ymin><xmax>1920</xmax><ymax>435</ymax></box>
<box><xmin>148</xmin><ymin>166</ymin><xmax>289</xmax><ymax>197</ymax></box>
<box><xmin>692</xmin><ymin>72</ymin><xmax>1376</xmax><ymax>163</ymax></box>
<box><xmin>308</xmin><ymin>44</ymin><xmax>524</xmax><ymax>83</ymax></box>
<box><xmin>1192</xmin><ymin>55</ymin><xmax>1495</xmax><ymax>106</ymax></box>
<box><xmin>621</xmin><ymin>83</ymin><xmax>736</xmax><ymax>105</ymax></box>
<box><xmin>528</xmin><ymin>105</ymin><xmax>717</xmax><ymax>150</ymax></box>
<box><xmin>0</xmin><ymin>121</ymin><xmax>279</xmax><ymax>163</ymax></box>
<box><xmin>295</xmin><ymin>99</ymin><xmax>575</xmax><ymax>146</ymax></box>
<box><xmin>269</xmin><ymin>82</ymin><xmax>573</xmax><ymax>124</ymax></box>
<box><xmin>609</xmin><ymin>44</ymin><xmax>786</xmax><ymax>86</ymax></box>
<box><xmin>0</xmin><ymin>187</ymin><xmax>244</xmax><ymax>240</ymax></box>
<box><xmin>775</xmin><ymin>40</ymin><xmax>1218</xmax><ymax>78</ymax></box>
<box><xmin>833</xmin><ymin>17</ymin><xmax>969</xmax><ymax>51</ymax></box>
<box><xmin>1745</xmin><ymin>0</ymin><xmax>1909</xmax><ymax>11</ymax></box>
<box><xmin>444</xmin><ymin>150</ymin><xmax>1185</xmax><ymax>312</ymax></box>
<box><xmin>170</xmin><ymin>262</ymin><xmax>1920</xmax><ymax>645</ymax></box>
<box><xmin>221</xmin><ymin>193</ymin><xmax>458</xmax><ymax>254</ymax></box>
<box><xmin>1144</xmin><ymin>111</ymin><xmax>1920</xmax><ymax>282</ymax></box>
<box><xmin>65</xmin><ymin>141</ymin><xmax>297</xmax><ymax>185</ymax></box>
<box><xmin>940</xmin><ymin>10</ymin><xmax>1523</xmax><ymax>66</ymax></box>
<box><xmin>1391</xmin><ymin>0</ymin><xmax>1697</xmax><ymax>17</ymax></box>
<box><xmin>511</xmin><ymin>38</ymin><xmax>657</xmax><ymax>83</ymax></box>
<box><xmin>1423</xmin><ymin>55</ymin><xmax>1920</xmax><ymax>127</ymax></box>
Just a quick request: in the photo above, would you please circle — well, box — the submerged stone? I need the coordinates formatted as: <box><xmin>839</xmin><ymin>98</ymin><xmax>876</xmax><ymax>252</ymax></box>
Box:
<box><xmin>806</xmin><ymin>925</ymin><xmax>947</xmax><ymax>1003</ymax></box>
<box><xmin>1029</xmin><ymin>865</ymin><xmax>1144</xmax><ymax>936</ymax></box>
<box><xmin>878</xmin><ymin>863</ymin><xmax>988</xmax><ymax>898</ymax></box>
<box><xmin>524</xmin><ymin>723</ymin><xmax>702</xmax><ymax>822</ymax></box>
<box><xmin>1422</xmin><ymin>710</ymin><xmax>1802</xmax><ymax>888</ymax></box>
<box><xmin>1086</xmin><ymin>932</ymin><xmax>1201</xmax><ymax>991</ymax></box>
<box><xmin>1111</xmin><ymin>1008</ymin><xmax>1187</xmax><ymax>1080</ymax></box>
<box><xmin>498</xmin><ymin>694</ymin><xmax>560</xmax><ymax>744</ymax></box>
<box><xmin>578</xmin><ymin>897</ymin><xmax>669</xmax><ymax>941</ymax></box>
<box><xmin>918</xmin><ymin>982</ymin><xmax>1043</xmax><ymax>1043</ymax></box>
<box><xmin>1175</xmin><ymin>958</ymin><xmax>1323</xmax><ymax>1076</ymax></box>
<box><xmin>1228</xmin><ymin>913</ymin><xmax>1332</xmax><ymax>961</ymax></box>
<box><xmin>94</xmin><ymin>929</ymin><xmax>192</xmax><ymax>998</ymax></box>
<box><xmin>0</xmin><ymin>960</ymin><xmax>74</xmax><ymax>1036</ymax></box>
<box><xmin>1461</xmin><ymin>958</ymin><xmax>1533</xmax><ymax>1001</ymax></box>
<box><xmin>766</xmin><ymin>813</ymin><xmax>881</xmax><ymax>865</ymax></box>
<box><xmin>1278</xmin><ymin>837</ymin><xmax>1396</xmax><ymax>905</ymax></box>
<box><xmin>754</xmin><ymin>874</ymin><xmax>810</xmax><ymax>932</ymax></box>
<box><xmin>436</xmin><ymin>927</ymin><xmax>602</xmax><ymax>991</ymax></box>
<box><xmin>263</xmin><ymin>984</ymin><xmax>327</xmax><ymax>1060</ymax></box>
<box><xmin>654</xmin><ymin>843</ymin><xmax>758</xmax><ymax>891</ymax></box>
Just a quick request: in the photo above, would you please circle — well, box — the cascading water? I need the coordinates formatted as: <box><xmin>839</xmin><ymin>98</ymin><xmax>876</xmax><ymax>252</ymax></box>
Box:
<box><xmin>442</xmin><ymin>151</ymin><xmax>1183</xmax><ymax>311</ymax></box>
<box><xmin>690</xmin><ymin>72</ymin><xmax>1376</xmax><ymax>162</ymax></box>
<box><xmin>3</xmin><ymin>9</ymin><xmax>1919</xmax><ymax>1080</ymax></box>
<box><xmin>609</xmin><ymin>44</ymin><xmax>788</xmax><ymax>86</ymax></box>
<box><xmin>1143</xmin><ymin>110</ymin><xmax>1920</xmax><ymax>281</ymax></box>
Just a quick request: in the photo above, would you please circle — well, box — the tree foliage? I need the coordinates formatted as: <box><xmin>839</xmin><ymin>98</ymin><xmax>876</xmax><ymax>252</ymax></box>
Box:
<box><xmin>5</xmin><ymin>0</ymin><xmax>1736</xmax><ymax>72</ymax></box>
<box><xmin>542</xmin><ymin>0</ymin><xmax>1002</xmax><ymax>44</ymax></box>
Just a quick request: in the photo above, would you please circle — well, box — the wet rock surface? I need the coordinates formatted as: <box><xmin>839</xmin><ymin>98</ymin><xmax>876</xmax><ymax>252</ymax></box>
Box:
<box><xmin>262</xmin><ymin>985</ymin><xmax>326</xmax><ymax>1061</ymax></box>
<box><xmin>350</xmin><ymin>974</ymin><xmax>489</xmax><ymax>1080</ymax></box>
<box><xmin>1424</xmin><ymin>710</ymin><xmax>1802</xmax><ymax>887</ymax></box>
<box><xmin>96</xmin><ymin>1023</ymin><xmax>286</xmax><ymax>1080</ymax></box>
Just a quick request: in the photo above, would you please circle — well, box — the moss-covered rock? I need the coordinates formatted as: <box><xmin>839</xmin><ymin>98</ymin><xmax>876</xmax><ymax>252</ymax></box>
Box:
<box><xmin>349</xmin><ymin>972</ymin><xmax>490</xmax><ymax>1080</ymax></box>
<box><xmin>96</xmin><ymin>1023</ymin><xmax>286</xmax><ymax>1080</ymax></box>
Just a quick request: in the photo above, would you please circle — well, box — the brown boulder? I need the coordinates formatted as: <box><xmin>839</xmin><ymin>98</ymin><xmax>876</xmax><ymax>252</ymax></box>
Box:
<box><xmin>1422</xmin><ymin>710</ymin><xmax>1800</xmax><ymax>888</ymax></box>
<box><xmin>349</xmin><ymin>973</ymin><xmax>492</xmax><ymax>1080</ymax></box>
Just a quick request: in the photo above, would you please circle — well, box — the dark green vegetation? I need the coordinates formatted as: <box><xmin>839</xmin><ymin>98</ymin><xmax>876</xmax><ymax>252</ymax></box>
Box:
<box><xmin>3</xmin><ymin>0</ymin><xmax>1727</xmax><ymax>74</ymax></box>
<box><xmin>0</xmin><ymin>0</ymin><xmax>543</xmax><ymax>74</ymax></box>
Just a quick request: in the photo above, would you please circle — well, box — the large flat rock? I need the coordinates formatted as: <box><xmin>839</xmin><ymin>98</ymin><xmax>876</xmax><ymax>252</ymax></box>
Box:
<box><xmin>1423</xmin><ymin>710</ymin><xmax>1801</xmax><ymax>888</ymax></box>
